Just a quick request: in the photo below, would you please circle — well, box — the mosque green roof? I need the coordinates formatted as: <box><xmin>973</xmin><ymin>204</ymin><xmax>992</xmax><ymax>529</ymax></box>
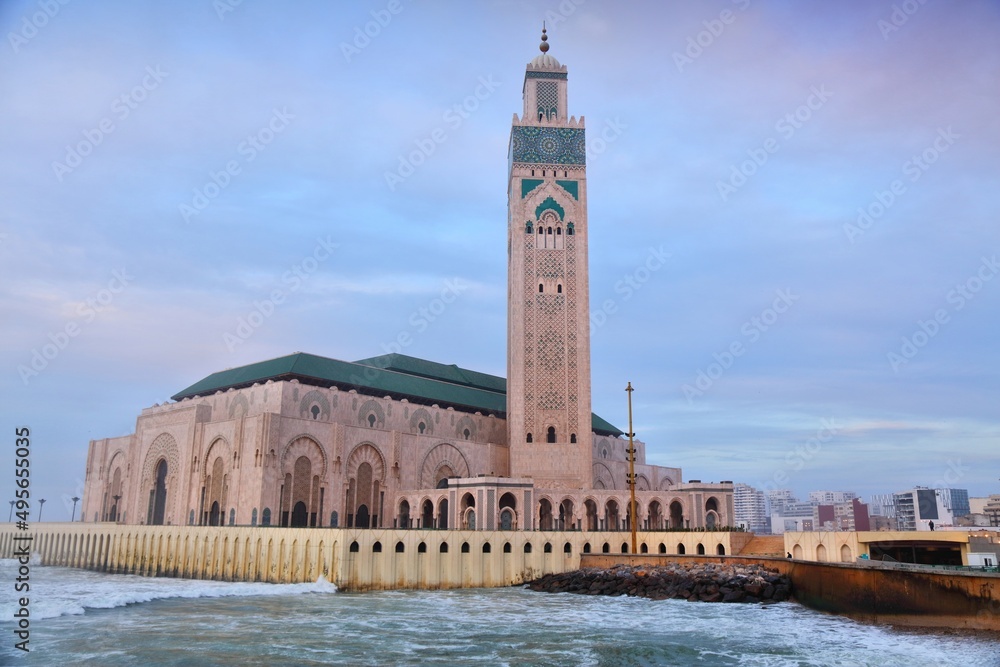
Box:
<box><xmin>171</xmin><ymin>352</ymin><xmax>624</xmax><ymax>437</ymax></box>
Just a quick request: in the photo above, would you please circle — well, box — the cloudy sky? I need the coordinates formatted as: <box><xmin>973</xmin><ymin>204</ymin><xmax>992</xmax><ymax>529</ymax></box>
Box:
<box><xmin>2</xmin><ymin>1</ymin><xmax>998</xmax><ymax>520</ymax></box>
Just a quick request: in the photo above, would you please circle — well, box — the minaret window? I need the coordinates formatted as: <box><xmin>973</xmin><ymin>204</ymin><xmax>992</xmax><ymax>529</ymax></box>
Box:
<box><xmin>547</xmin><ymin>426</ymin><xmax>556</xmax><ymax>443</ymax></box>
<box><xmin>557</xmin><ymin>284</ymin><xmax>562</xmax><ymax>294</ymax></box>
<box><xmin>536</xmin><ymin>81</ymin><xmax>558</xmax><ymax>120</ymax></box>
<box><xmin>526</xmin><ymin>433</ymin><xmax>533</xmax><ymax>443</ymax></box>
<box><xmin>570</xmin><ymin>434</ymin><xmax>577</xmax><ymax>443</ymax></box>
<box><xmin>538</xmin><ymin>284</ymin><xmax>543</xmax><ymax>293</ymax></box>
<box><xmin>525</xmin><ymin>221</ymin><xmax>533</xmax><ymax>233</ymax></box>
<box><xmin>566</xmin><ymin>222</ymin><xmax>575</xmax><ymax>236</ymax></box>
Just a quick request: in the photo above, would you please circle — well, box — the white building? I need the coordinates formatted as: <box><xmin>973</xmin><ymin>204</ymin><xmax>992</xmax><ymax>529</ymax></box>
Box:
<box><xmin>734</xmin><ymin>484</ymin><xmax>770</xmax><ymax>533</ymax></box>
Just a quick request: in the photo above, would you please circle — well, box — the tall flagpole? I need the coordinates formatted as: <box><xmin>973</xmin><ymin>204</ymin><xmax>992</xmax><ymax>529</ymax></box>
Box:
<box><xmin>626</xmin><ymin>382</ymin><xmax>637</xmax><ymax>555</ymax></box>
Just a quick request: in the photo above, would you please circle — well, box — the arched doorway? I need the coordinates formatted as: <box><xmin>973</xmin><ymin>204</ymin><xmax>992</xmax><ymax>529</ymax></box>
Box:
<box><xmin>669</xmin><ymin>500</ymin><xmax>683</xmax><ymax>529</ymax></box>
<box><xmin>584</xmin><ymin>499</ymin><xmax>598</xmax><ymax>530</ymax></box>
<box><xmin>558</xmin><ymin>499</ymin><xmax>574</xmax><ymax>530</ymax></box>
<box><xmin>209</xmin><ymin>501</ymin><xmax>221</xmax><ymax>527</ymax></box>
<box><xmin>291</xmin><ymin>501</ymin><xmax>308</xmax><ymax>527</ymax></box>
<box><xmin>399</xmin><ymin>500</ymin><xmax>410</xmax><ymax>529</ymax></box>
<box><xmin>538</xmin><ymin>498</ymin><xmax>553</xmax><ymax>530</ymax></box>
<box><xmin>648</xmin><ymin>501</ymin><xmax>663</xmax><ymax>530</ymax></box>
<box><xmin>356</xmin><ymin>504</ymin><xmax>370</xmax><ymax>529</ymax></box>
<box><xmin>499</xmin><ymin>492</ymin><xmax>516</xmax><ymax>530</ymax></box>
<box><xmin>438</xmin><ymin>498</ymin><xmax>448</xmax><ymax>529</ymax></box>
<box><xmin>606</xmin><ymin>499</ymin><xmax>620</xmax><ymax>531</ymax></box>
<box><xmin>149</xmin><ymin>459</ymin><xmax>168</xmax><ymax>526</ymax></box>
<box><xmin>705</xmin><ymin>497</ymin><xmax>720</xmax><ymax>529</ymax></box>
<box><xmin>421</xmin><ymin>499</ymin><xmax>434</xmax><ymax>528</ymax></box>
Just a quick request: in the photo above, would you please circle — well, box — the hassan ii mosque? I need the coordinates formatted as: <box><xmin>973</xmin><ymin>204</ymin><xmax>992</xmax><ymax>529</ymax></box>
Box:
<box><xmin>81</xmin><ymin>30</ymin><xmax>735</xmax><ymax>535</ymax></box>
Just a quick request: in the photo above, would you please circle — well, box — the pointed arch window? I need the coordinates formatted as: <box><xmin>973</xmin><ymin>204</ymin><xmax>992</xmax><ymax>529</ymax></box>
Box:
<box><xmin>525</xmin><ymin>221</ymin><xmax>533</xmax><ymax>234</ymax></box>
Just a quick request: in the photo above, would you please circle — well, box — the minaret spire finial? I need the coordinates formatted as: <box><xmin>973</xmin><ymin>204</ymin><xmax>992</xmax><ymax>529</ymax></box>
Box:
<box><xmin>539</xmin><ymin>22</ymin><xmax>549</xmax><ymax>53</ymax></box>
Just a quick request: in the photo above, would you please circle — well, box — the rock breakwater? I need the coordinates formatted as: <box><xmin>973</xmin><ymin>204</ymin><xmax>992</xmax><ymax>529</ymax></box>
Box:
<box><xmin>527</xmin><ymin>563</ymin><xmax>792</xmax><ymax>604</ymax></box>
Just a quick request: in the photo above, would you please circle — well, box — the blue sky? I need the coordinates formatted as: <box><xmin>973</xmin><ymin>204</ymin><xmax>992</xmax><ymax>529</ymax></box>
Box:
<box><xmin>2</xmin><ymin>1</ymin><xmax>998</xmax><ymax>520</ymax></box>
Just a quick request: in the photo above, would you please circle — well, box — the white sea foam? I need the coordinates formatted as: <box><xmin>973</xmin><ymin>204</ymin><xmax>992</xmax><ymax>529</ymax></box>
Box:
<box><xmin>0</xmin><ymin>559</ymin><xmax>336</xmax><ymax>621</ymax></box>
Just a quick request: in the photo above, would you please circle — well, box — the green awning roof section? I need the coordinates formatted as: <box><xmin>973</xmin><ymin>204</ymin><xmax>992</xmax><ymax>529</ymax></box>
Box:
<box><xmin>171</xmin><ymin>351</ymin><xmax>624</xmax><ymax>437</ymax></box>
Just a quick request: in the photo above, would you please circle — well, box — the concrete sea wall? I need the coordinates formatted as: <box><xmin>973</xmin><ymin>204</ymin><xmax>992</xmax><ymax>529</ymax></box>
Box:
<box><xmin>581</xmin><ymin>553</ymin><xmax>1000</xmax><ymax>632</ymax></box>
<box><xmin>0</xmin><ymin>523</ymin><xmax>740</xmax><ymax>591</ymax></box>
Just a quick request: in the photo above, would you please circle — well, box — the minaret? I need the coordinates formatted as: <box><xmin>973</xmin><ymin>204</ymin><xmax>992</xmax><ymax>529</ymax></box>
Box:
<box><xmin>507</xmin><ymin>27</ymin><xmax>592</xmax><ymax>490</ymax></box>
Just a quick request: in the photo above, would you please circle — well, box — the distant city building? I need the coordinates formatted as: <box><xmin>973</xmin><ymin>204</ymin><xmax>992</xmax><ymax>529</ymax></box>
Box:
<box><xmin>815</xmin><ymin>498</ymin><xmax>870</xmax><ymax>531</ymax></box>
<box><xmin>893</xmin><ymin>487</ymin><xmax>969</xmax><ymax>530</ymax></box>
<box><xmin>870</xmin><ymin>514</ymin><xmax>896</xmax><ymax>531</ymax></box>
<box><xmin>766</xmin><ymin>489</ymin><xmax>797</xmax><ymax>514</ymax></box>
<box><xmin>939</xmin><ymin>488</ymin><xmax>970</xmax><ymax>518</ymax></box>
<box><xmin>869</xmin><ymin>493</ymin><xmax>896</xmax><ymax>518</ymax></box>
<box><xmin>971</xmin><ymin>495</ymin><xmax>1000</xmax><ymax>527</ymax></box>
<box><xmin>808</xmin><ymin>491</ymin><xmax>857</xmax><ymax>505</ymax></box>
<box><xmin>734</xmin><ymin>484</ymin><xmax>770</xmax><ymax>533</ymax></box>
<box><xmin>771</xmin><ymin>501</ymin><xmax>814</xmax><ymax>534</ymax></box>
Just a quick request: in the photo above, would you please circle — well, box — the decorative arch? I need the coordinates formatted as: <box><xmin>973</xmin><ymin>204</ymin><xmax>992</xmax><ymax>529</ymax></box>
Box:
<box><xmin>281</xmin><ymin>435</ymin><xmax>328</xmax><ymax>478</ymax></box>
<box><xmin>592</xmin><ymin>462</ymin><xmax>614</xmax><ymax>490</ymax></box>
<box><xmin>657</xmin><ymin>476</ymin><xmax>675</xmax><ymax>491</ymax></box>
<box><xmin>141</xmin><ymin>433</ymin><xmax>180</xmax><ymax>526</ymax></box>
<box><xmin>419</xmin><ymin>443</ymin><xmax>470</xmax><ymax>490</ymax></box>
<box><xmin>202</xmin><ymin>437</ymin><xmax>232</xmax><ymax>481</ymax></box>
<box><xmin>228</xmin><ymin>394</ymin><xmax>249</xmax><ymax>419</ymax></box>
<box><xmin>105</xmin><ymin>450</ymin><xmax>127</xmax><ymax>521</ymax></box>
<box><xmin>299</xmin><ymin>390</ymin><xmax>332</xmax><ymax>420</ymax></box>
<box><xmin>668</xmin><ymin>498</ymin><xmax>685</xmax><ymax>529</ymax></box>
<box><xmin>346</xmin><ymin>443</ymin><xmax>387</xmax><ymax>529</ymax></box>
<box><xmin>357</xmin><ymin>399</ymin><xmax>386</xmax><ymax>428</ymax></box>
<box><xmin>634</xmin><ymin>474</ymin><xmax>651</xmax><ymax>491</ymax></box>
<box><xmin>409</xmin><ymin>408</ymin><xmax>434</xmax><ymax>435</ymax></box>
<box><xmin>454</xmin><ymin>415</ymin><xmax>477</xmax><ymax>441</ymax></box>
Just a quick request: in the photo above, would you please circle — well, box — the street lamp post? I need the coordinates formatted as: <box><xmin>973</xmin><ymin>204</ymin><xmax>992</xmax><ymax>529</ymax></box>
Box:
<box><xmin>71</xmin><ymin>496</ymin><xmax>80</xmax><ymax>522</ymax></box>
<box><xmin>38</xmin><ymin>498</ymin><xmax>46</xmax><ymax>522</ymax></box>
<box><xmin>7</xmin><ymin>501</ymin><xmax>14</xmax><ymax>522</ymax></box>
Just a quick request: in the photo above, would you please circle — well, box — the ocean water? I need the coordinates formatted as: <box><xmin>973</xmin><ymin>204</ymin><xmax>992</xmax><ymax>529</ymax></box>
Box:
<box><xmin>0</xmin><ymin>559</ymin><xmax>998</xmax><ymax>666</ymax></box>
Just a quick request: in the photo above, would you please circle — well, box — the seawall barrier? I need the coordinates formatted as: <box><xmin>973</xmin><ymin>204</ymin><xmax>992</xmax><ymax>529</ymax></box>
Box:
<box><xmin>581</xmin><ymin>553</ymin><xmax>1000</xmax><ymax>632</ymax></box>
<box><xmin>0</xmin><ymin>523</ymin><xmax>742</xmax><ymax>592</ymax></box>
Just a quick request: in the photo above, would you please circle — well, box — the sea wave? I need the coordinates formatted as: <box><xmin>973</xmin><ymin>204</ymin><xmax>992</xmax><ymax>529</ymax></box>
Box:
<box><xmin>0</xmin><ymin>559</ymin><xmax>336</xmax><ymax>621</ymax></box>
